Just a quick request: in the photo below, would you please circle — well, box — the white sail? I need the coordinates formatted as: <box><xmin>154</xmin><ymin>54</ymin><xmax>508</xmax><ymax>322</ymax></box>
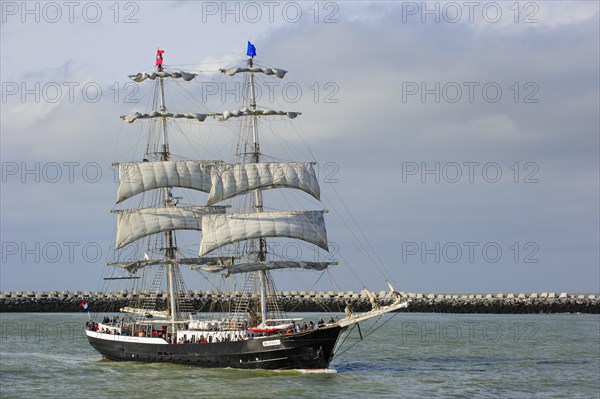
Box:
<box><xmin>107</xmin><ymin>256</ymin><xmax>236</xmax><ymax>274</ymax></box>
<box><xmin>128</xmin><ymin>71</ymin><xmax>197</xmax><ymax>82</ymax></box>
<box><xmin>121</xmin><ymin>111</ymin><xmax>209</xmax><ymax>123</ymax></box>
<box><xmin>219</xmin><ymin>67</ymin><xmax>287</xmax><ymax>78</ymax></box>
<box><xmin>115</xmin><ymin>206</ymin><xmax>226</xmax><ymax>249</ymax></box>
<box><xmin>116</xmin><ymin>161</ymin><xmax>215</xmax><ymax>203</ymax></box>
<box><xmin>207</xmin><ymin>162</ymin><xmax>320</xmax><ymax>205</ymax></box>
<box><xmin>217</xmin><ymin>107</ymin><xmax>300</xmax><ymax>121</ymax></box>
<box><xmin>199</xmin><ymin>211</ymin><xmax>328</xmax><ymax>255</ymax></box>
<box><xmin>197</xmin><ymin>260</ymin><xmax>335</xmax><ymax>276</ymax></box>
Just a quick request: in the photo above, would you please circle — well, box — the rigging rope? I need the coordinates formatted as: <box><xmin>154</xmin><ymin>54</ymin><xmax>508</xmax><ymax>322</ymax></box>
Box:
<box><xmin>333</xmin><ymin>312</ymin><xmax>401</xmax><ymax>358</ymax></box>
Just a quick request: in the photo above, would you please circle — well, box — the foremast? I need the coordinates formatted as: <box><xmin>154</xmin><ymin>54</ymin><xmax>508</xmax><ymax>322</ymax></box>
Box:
<box><xmin>197</xmin><ymin>42</ymin><xmax>336</xmax><ymax>327</ymax></box>
<box><xmin>246</xmin><ymin>54</ymin><xmax>270</xmax><ymax>324</ymax></box>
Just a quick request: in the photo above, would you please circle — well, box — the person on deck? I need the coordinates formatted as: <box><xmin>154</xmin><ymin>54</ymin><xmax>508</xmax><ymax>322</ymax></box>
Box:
<box><xmin>345</xmin><ymin>302</ymin><xmax>353</xmax><ymax>319</ymax></box>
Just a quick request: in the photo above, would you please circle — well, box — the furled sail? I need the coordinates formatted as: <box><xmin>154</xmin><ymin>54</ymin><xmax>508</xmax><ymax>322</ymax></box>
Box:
<box><xmin>116</xmin><ymin>161</ymin><xmax>216</xmax><ymax>203</ymax></box>
<box><xmin>107</xmin><ymin>256</ymin><xmax>236</xmax><ymax>274</ymax></box>
<box><xmin>207</xmin><ymin>162</ymin><xmax>320</xmax><ymax>205</ymax></box>
<box><xmin>121</xmin><ymin>111</ymin><xmax>210</xmax><ymax>123</ymax></box>
<box><xmin>200</xmin><ymin>211</ymin><xmax>328</xmax><ymax>256</ymax></box>
<box><xmin>115</xmin><ymin>206</ymin><xmax>226</xmax><ymax>249</ymax></box>
<box><xmin>120</xmin><ymin>307</ymin><xmax>169</xmax><ymax>318</ymax></box>
<box><xmin>197</xmin><ymin>260</ymin><xmax>335</xmax><ymax>276</ymax></box>
<box><xmin>219</xmin><ymin>67</ymin><xmax>287</xmax><ymax>78</ymax></box>
<box><xmin>128</xmin><ymin>71</ymin><xmax>197</xmax><ymax>82</ymax></box>
<box><xmin>217</xmin><ymin>107</ymin><xmax>300</xmax><ymax>121</ymax></box>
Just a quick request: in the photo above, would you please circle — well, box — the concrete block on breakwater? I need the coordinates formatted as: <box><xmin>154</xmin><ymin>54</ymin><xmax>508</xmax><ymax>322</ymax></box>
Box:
<box><xmin>0</xmin><ymin>291</ymin><xmax>598</xmax><ymax>314</ymax></box>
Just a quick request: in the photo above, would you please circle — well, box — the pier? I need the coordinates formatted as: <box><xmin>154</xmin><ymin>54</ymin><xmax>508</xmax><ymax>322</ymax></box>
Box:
<box><xmin>0</xmin><ymin>291</ymin><xmax>598</xmax><ymax>313</ymax></box>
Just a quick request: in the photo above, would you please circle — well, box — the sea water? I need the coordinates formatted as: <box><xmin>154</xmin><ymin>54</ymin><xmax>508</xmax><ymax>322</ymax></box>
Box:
<box><xmin>1</xmin><ymin>312</ymin><xmax>598</xmax><ymax>399</ymax></box>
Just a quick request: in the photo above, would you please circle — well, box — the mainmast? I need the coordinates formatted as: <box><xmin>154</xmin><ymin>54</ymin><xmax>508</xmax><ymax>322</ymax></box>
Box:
<box><xmin>116</xmin><ymin>49</ymin><xmax>235</xmax><ymax>329</ymax></box>
<box><xmin>247</xmin><ymin>52</ymin><xmax>269</xmax><ymax>325</ymax></box>
<box><xmin>156</xmin><ymin>49</ymin><xmax>179</xmax><ymax>329</ymax></box>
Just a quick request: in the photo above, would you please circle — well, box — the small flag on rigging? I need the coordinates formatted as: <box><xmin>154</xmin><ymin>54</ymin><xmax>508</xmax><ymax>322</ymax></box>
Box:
<box><xmin>80</xmin><ymin>299</ymin><xmax>89</xmax><ymax>312</ymax></box>
<box><xmin>246</xmin><ymin>41</ymin><xmax>256</xmax><ymax>58</ymax></box>
<box><xmin>156</xmin><ymin>49</ymin><xmax>164</xmax><ymax>66</ymax></box>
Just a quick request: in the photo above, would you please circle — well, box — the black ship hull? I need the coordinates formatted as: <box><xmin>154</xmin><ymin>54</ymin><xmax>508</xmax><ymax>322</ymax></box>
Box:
<box><xmin>87</xmin><ymin>326</ymin><xmax>344</xmax><ymax>370</ymax></box>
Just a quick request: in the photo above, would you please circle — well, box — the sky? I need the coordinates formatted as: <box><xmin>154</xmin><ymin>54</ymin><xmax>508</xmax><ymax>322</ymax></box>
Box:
<box><xmin>1</xmin><ymin>1</ymin><xmax>599</xmax><ymax>294</ymax></box>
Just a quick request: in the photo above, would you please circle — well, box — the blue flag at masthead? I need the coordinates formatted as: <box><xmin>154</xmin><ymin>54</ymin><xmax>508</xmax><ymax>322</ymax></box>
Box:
<box><xmin>247</xmin><ymin>41</ymin><xmax>256</xmax><ymax>57</ymax></box>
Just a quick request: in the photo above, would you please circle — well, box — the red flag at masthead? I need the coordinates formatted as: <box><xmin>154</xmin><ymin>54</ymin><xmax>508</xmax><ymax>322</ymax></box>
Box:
<box><xmin>155</xmin><ymin>49</ymin><xmax>164</xmax><ymax>67</ymax></box>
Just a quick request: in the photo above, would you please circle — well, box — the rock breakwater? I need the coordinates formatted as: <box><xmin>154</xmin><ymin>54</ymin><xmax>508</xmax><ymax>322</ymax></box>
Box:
<box><xmin>1</xmin><ymin>291</ymin><xmax>598</xmax><ymax>313</ymax></box>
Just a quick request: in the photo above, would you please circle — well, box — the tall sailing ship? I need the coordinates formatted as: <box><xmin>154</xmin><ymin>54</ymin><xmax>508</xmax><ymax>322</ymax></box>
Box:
<box><xmin>85</xmin><ymin>43</ymin><xmax>409</xmax><ymax>369</ymax></box>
